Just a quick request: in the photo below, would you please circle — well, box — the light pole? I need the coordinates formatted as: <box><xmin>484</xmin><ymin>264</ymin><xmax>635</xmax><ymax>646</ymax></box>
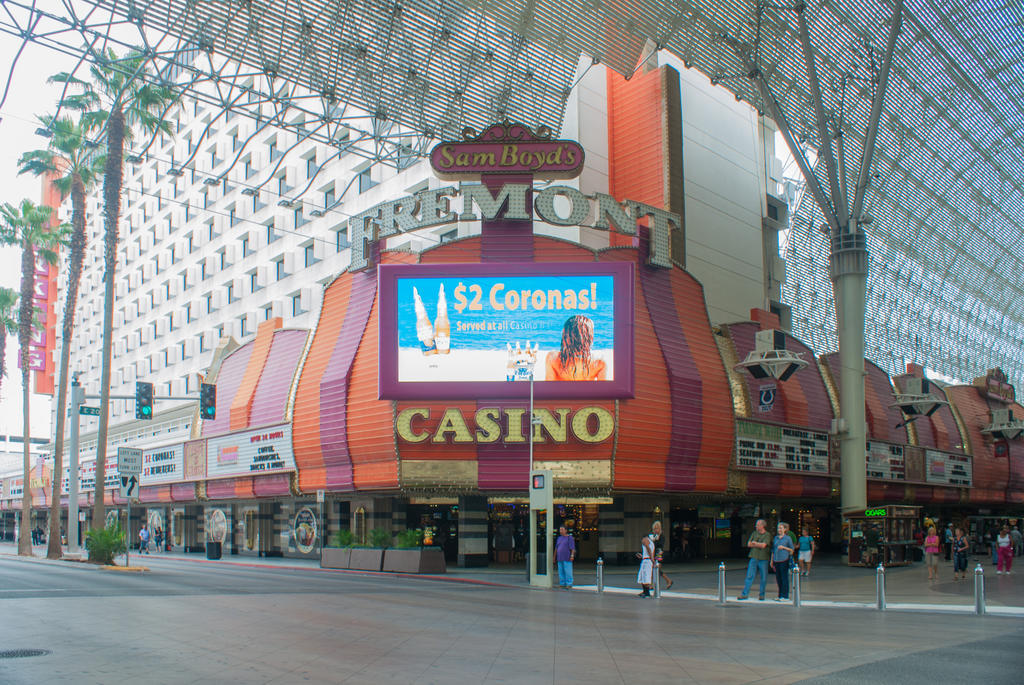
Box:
<box><xmin>68</xmin><ymin>375</ymin><xmax>84</xmax><ymax>557</ymax></box>
<box><xmin>511</xmin><ymin>342</ymin><xmax>549</xmax><ymax>587</ymax></box>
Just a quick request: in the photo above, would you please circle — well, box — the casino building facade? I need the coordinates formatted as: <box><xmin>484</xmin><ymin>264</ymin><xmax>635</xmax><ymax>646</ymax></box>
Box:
<box><xmin>2</xmin><ymin>63</ymin><xmax>1022</xmax><ymax>564</ymax></box>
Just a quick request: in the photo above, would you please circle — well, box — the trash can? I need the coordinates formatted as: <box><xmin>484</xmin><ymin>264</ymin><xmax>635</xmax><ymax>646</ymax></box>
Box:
<box><xmin>205</xmin><ymin>541</ymin><xmax>222</xmax><ymax>560</ymax></box>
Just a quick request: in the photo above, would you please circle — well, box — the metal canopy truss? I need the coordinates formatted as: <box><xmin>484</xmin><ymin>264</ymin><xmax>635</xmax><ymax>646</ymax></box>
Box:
<box><xmin>3</xmin><ymin>0</ymin><xmax>1024</xmax><ymax>384</ymax></box>
<box><xmin>0</xmin><ymin>0</ymin><xmax>580</xmax><ymax>170</ymax></box>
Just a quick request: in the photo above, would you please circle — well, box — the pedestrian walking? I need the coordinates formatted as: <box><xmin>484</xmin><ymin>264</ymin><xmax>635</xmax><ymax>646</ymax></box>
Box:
<box><xmin>996</xmin><ymin>525</ymin><xmax>1013</xmax><ymax>575</ymax></box>
<box><xmin>737</xmin><ymin>519</ymin><xmax>772</xmax><ymax>601</ymax></box>
<box><xmin>797</xmin><ymin>527</ymin><xmax>815</xmax><ymax>576</ymax></box>
<box><xmin>1011</xmin><ymin>526</ymin><xmax>1023</xmax><ymax>558</ymax></box>
<box><xmin>154</xmin><ymin>526</ymin><xmax>164</xmax><ymax>552</ymax></box>
<box><xmin>637</xmin><ymin>522</ymin><xmax>657</xmax><ymax>597</ymax></box>
<box><xmin>771</xmin><ymin>523</ymin><xmax>795</xmax><ymax>601</ymax></box>
<box><xmin>923</xmin><ymin>525</ymin><xmax>940</xmax><ymax>581</ymax></box>
<box><xmin>554</xmin><ymin>525</ymin><xmax>576</xmax><ymax>589</ymax></box>
<box><xmin>953</xmin><ymin>527</ymin><xmax>969</xmax><ymax>580</ymax></box>
<box><xmin>943</xmin><ymin>523</ymin><xmax>953</xmax><ymax>561</ymax></box>
<box><xmin>139</xmin><ymin>523</ymin><xmax>150</xmax><ymax>554</ymax></box>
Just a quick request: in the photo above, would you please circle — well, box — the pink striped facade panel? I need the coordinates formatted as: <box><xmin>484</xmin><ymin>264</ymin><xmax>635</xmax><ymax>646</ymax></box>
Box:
<box><xmin>202</xmin><ymin>345</ymin><xmax>255</xmax><ymax>437</ymax></box>
<box><xmin>249</xmin><ymin>329</ymin><xmax>308</xmax><ymax>427</ymax></box>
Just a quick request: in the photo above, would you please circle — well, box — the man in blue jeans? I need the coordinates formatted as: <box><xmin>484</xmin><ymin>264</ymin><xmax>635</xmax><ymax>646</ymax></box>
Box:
<box><xmin>554</xmin><ymin>526</ymin><xmax>576</xmax><ymax>589</ymax></box>
<box><xmin>737</xmin><ymin>519</ymin><xmax>772</xmax><ymax>600</ymax></box>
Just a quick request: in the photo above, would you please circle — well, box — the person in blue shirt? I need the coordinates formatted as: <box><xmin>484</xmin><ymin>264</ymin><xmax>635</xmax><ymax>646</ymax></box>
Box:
<box><xmin>797</xmin><ymin>527</ymin><xmax>815</xmax><ymax>576</ymax></box>
<box><xmin>554</xmin><ymin>526</ymin><xmax>576</xmax><ymax>589</ymax></box>
<box><xmin>771</xmin><ymin>523</ymin><xmax>795</xmax><ymax>601</ymax></box>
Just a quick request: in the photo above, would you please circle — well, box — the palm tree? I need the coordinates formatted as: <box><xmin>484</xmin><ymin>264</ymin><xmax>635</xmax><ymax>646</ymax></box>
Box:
<box><xmin>0</xmin><ymin>287</ymin><xmax>18</xmax><ymax>400</ymax></box>
<box><xmin>54</xmin><ymin>49</ymin><xmax>178</xmax><ymax>530</ymax></box>
<box><xmin>19</xmin><ymin>114</ymin><xmax>104</xmax><ymax>559</ymax></box>
<box><xmin>0</xmin><ymin>200</ymin><xmax>70</xmax><ymax>556</ymax></box>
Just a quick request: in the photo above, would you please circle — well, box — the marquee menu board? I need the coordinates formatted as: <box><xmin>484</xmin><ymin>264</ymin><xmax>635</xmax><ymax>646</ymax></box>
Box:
<box><xmin>925</xmin><ymin>450</ymin><xmax>973</xmax><ymax>487</ymax></box>
<box><xmin>735</xmin><ymin>420</ymin><xmax>830</xmax><ymax>474</ymax></box>
<box><xmin>866</xmin><ymin>441</ymin><xmax>906</xmax><ymax>481</ymax></box>
<box><xmin>141</xmin><ymin>444</ymin><xmax>184</xmax><ymax>485</ymax></box>
<box><xmin>206</xmin><ymin>424</ymin><xmax>296</xmax><ymax>479</ymax></box>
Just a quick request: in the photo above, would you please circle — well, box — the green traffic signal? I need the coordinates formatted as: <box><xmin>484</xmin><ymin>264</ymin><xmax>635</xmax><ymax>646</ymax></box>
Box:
<box><xmin>135</xmin><ymin>381</ymin><xmax>153</xmax><ymax>420</ymax></box>
<box><xmin>200</xmin><ymin>382</ymin><xmax>217</xmax><ymax>420</ymax></box>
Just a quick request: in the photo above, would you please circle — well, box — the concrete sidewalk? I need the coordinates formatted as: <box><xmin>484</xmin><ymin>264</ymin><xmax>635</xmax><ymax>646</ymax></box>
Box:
<box><xmin>4</xmin><ymin>541</ymin><xmax>1021</xmax><ymax>613</ymax></box>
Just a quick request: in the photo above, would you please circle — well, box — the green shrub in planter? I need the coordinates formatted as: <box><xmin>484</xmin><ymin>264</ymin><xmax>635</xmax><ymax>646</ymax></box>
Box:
<box><xmin>85</xmin><ymin>523</ymin><xmax>127</xmax><ymax>565</ymax></box>
<box><xmin>395</xmin><ymin>529</ymin><xmax>423</xmax><ymax>548</ymax></box>
<box><xmin>368</xmin><ymin>528</ymin><xmax>392</xmax><ymax>549</ymax></box>
<box><xmin>332</xmin><ymin>529</ymin><xmax>354</xmax><ymax>548</ymax></box>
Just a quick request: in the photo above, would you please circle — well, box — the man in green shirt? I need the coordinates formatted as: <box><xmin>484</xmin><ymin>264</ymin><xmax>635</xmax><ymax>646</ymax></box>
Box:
<box><xmin>737</xmin><ymin>519</ymin><xmax>772</xmax><ymax>600</ymax></box>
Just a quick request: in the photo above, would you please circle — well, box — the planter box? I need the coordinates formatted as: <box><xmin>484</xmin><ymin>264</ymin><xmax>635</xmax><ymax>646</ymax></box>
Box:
<box><xmin>321</xmin><ymin>547</ymin><xmax>351</xmax><ymax>570</ymax></box>
<box><xmin>382</xmin><ymin>547</ymin><xmax>447</xmax><ymax>574</ymax></box>
<box><xmin>348</xmin><ymin>548</ymin><xmax>385</xmax><ymax>571</ymax></box>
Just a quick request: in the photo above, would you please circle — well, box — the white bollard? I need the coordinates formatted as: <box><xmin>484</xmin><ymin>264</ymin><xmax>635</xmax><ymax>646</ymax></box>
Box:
<box><xmin>596</xmin><ymin>558</ymin><xmax>604</xmax><ymax>594</ymax></box>
<box><xmin>718</xmin><ymin>562</ymin><xmax>727</xmax><ymax>604</ymax></box>
<box><xmin>876</xmin><ymin>563</ymin><xmax>886</xmax><ymax>611</ymax></box>
<box><xmin>974</xmin><ymin>563</ymin><xmax>986</xmax><ymax>615</ymax></box>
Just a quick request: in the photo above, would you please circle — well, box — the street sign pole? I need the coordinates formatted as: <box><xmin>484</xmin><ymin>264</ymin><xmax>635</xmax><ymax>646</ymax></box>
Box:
<box><xmin>117</xmin><ymin>447</ymin><xmax>143</xmax><ymax>568</ymax></box>
<box><xmin>68</xmin><ymin>378</ymin><xmax>84</xmax><ymax>556</ymax></box>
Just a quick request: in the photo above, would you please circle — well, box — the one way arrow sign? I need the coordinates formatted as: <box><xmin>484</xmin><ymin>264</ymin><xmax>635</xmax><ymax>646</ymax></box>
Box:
<box><xmin>120</xmin><ymin>475</ymin><xmax>139</xmax><ymax>500</ymax></box>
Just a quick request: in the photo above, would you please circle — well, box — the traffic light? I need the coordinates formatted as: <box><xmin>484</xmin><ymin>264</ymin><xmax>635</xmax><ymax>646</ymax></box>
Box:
<box><xmin>200</xmin><ymin>382</ymin><xmax>217</xmax><ymax>420</ymax></box>
<box><xmin>135</xmin><ymin>381</ymin><xmax>153</xmax><ymax>420</ymax></box>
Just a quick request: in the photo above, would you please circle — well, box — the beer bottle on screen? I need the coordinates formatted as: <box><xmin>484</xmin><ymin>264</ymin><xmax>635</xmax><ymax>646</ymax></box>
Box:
<box><xmin>435</xmin><ymin>283</ymin><xmax>450</xmax><ymax>354</ymax></box>
<box><xmin>506</xmin><ymin>343</ymin><xmax>516</xmax><ymax>381</ymax></box>
<box><xmin>412</xmin><ymin>287</ymin><xmax>437</xmax><ymax>355</ymax></box>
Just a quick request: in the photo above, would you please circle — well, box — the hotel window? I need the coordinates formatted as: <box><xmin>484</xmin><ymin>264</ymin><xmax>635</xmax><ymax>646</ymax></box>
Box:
<box><xmin>440</xmin><ymin>229</ymin><xmax>457</xmax><ymax>243</ymax></box>
<box><xmin>324</xmin><ymin>187</ymin><xmax>335</xmax><ymax>208</ymax></box>
<box><xmin>335</xmin><ymin>223</ymin><xmax>350</xmax><ymax>251</ymax></box>
<box><xmin>294</xmin><ymin>207</ymin><xmax>306</xmax><ymax>229</ymax></box>
<box><xmin>291</xmin><ymin>293</ymin><xmax>302</xmax><ymax>317</ymax></box>
<box><xmin>250</xmin><ymin>271</ymin><xmax>260</xmax><ymax>293</ymax></box>
<box><xmin>358</xmin><ymin>167</ymin><xmax>376</xmax><ymax>194</ymax></box>
<box><xmin>304</xmin><ymin>243</ymin><xmax>316</xmax><ymax>267</ymax></box>
<box><xmin>239</xmin><ymin>315</ymin><xmax>250</xmax><ymax>338</ymax></box>
<box><xmin>267</xmin><ymin>223</ymin><xmax>278</xmax><ymax>244</ymax></box>
<box><xmin>306</xmin><ymin>156</ymin><xmax>317</xmax><ymax>178</ymax></box>
<box><xmin>275</xmin><ymin>259</ymin><xmax>286</xmax><ymax>281</ymax></box>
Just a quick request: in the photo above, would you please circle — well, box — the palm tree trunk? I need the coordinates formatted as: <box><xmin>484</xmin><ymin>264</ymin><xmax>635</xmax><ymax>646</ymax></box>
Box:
<box><xmin>18</xmin><ymin>240</ymin><xmax>35</xmax><ymax>556</ymax></box>
<box><xmin>47</xmin><ymin>172</ymin><xmax>86</xmax><ymax>559</ymax></box>
<box><xmin>93</xmin><ymin>107</ymin><xmax>124</xmax><ymax>532</ymax></box>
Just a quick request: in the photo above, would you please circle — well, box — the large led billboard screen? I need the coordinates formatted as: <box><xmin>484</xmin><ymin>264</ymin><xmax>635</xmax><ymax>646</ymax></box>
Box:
<box><xmin>379</xmin><ymin>262</ymin><xmax>634</xmax><ymax>399</ymax></box>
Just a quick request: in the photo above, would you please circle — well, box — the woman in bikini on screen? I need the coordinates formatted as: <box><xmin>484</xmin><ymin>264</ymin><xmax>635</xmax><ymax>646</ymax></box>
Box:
<box><xmin>545</xmin><ymin>315</ymin><xmax>607</xmax><ymax>381</ymax></box>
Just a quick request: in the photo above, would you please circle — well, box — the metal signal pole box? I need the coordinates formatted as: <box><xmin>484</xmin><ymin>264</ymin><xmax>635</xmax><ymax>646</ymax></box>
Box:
<box><xmin>529</xmin><ymin>469</ymin><xmax>553</xmax><ymax>588</ymax></box>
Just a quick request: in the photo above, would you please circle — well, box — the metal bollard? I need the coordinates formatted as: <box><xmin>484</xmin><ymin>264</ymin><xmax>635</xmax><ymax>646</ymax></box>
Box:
<box><xmin>791</xmin><ymin>563</ymin><xmax>801</xmax><ymax>607</ymax></box>
<box><xmin>717</xmin><ymin>562</ymin><xmax>727</xmax><ymax>604</ymax></box>
<box><xmin>876</xmin><ymin>563</ymin><xmax>886</xmax><ymax>611</ymax></box>
<box><xmin>596</xmin><ymin>557</ymin><xmax>605</xmax><ymax>594</ymax></box>
<box><xmin>974</xmin><ymin>563</ymin><xmax>986</xmax><ymax>615</ymax></box>
<box><xmin>653</xmin><ymin>561</ymin><xmax>661</xmax><ymax>598</ymax></box>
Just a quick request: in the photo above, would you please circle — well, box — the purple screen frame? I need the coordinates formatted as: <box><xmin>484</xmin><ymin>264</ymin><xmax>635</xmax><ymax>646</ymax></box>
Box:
<box><xmin>378</xmin><ymin>261</ymin><xmax>635</xmax><ymax>400</ymax></box>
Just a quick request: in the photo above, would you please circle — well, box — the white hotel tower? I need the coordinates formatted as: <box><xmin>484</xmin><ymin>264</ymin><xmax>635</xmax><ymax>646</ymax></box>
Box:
<box><xmin>54</xmin><ymin>58</ymin><xmax>781</xmax><ymax>463</ymax></box>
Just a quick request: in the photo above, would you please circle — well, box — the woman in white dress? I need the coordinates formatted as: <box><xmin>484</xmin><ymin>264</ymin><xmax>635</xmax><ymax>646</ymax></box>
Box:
<box><xmin>637</xmin><ymin>522</ymin><xmax>657</xmax><ymax>597</ymax></box>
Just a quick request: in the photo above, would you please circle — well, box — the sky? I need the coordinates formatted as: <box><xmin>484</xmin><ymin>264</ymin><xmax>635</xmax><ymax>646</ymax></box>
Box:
<box><xmin>0</xmin><ymin>35</ymin><xmax>81</xmax><ymax>443</ymax></box>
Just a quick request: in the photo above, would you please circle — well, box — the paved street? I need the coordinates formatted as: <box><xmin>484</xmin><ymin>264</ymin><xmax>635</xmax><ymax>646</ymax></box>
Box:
<box><xmin>1</xmin><ymin>553</ymin><xmax>1022</xmax><ymax>684</ymax></box>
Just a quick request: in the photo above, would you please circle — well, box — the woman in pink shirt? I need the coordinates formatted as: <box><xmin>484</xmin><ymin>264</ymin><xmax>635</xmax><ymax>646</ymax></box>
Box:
<box><xmin>924</xmin><ymin>525</ymin><xmax>941</xmax><ymax>581</ymax></box>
